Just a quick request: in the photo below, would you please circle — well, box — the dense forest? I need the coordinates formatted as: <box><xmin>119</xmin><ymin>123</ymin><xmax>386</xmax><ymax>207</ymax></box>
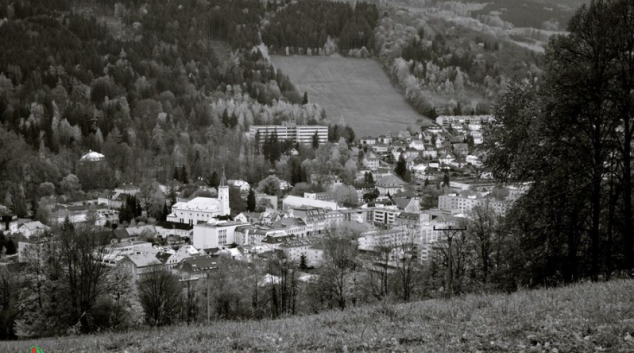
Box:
<box><xmin>469</xmin><ymin>0</ymin><xmax>585</xmax><ymax>30</ymax></box>
<box><xmin>374</xmin><ymin>7</ymin><xmax>542</xmax><ymax>117</ymax></box>
<box><xmin>0</xmin><ymin>0</ymin><xmax>343</xmax><ymax>209</ymax></box>
<box><xmin>262</xmin><ymin>0</ymin><xmax>379</xmax><ymax>55</ymax></box>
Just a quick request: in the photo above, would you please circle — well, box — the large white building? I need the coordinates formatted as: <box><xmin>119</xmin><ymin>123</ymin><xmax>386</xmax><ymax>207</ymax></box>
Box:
<box><xmin>234</xmin><ymin>225</ymin><xmax>288</xmax><ymax>246</ymax></box>
<box><xmin>167</xmin><ymin>171</ymin><xmax>230</xmax><ymax>225</ymax></box>
<box><xmin>358</xmin><ymin>226</ymin><xmax>412</xmax><ymax>251</ymax></box>
<box><xmin>278</xmin><ymin>238</ymin><xmax>324</xmax><ymax>267</ymax></box>
<box><xmin>193</xmin><ymin>221</ymin><xmax>242</xmax><ymax>250</ymax></box>
<box><xmin>249</xmin><ymin>123</ymin><xmax>328</xmax><ymax>145</ymax></box>
<box><xmin>282</xmin><ymin>195</ymin><xmax>338</xmax><ymax>211</ymax></box>
<box><xmin>438</xmin><ymin>193</ymin><xmax>509</xmax><ymax>214</ymax></box>
<box><xmin>435</xmin><ymin>115</ymin><xmax>495</xmax><ymax>126</ymax></box>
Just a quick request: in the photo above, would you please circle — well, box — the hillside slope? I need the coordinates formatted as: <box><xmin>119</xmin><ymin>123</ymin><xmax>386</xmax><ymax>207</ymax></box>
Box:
<box><xmin>4</xmin><ymin>280</ymin><xmax>634</xmax><ymax>353</ymax></box>
<box><xmin>272</xmin><ymin>54</ymin><xmax>432</xmax><ymax>137</ymax></box>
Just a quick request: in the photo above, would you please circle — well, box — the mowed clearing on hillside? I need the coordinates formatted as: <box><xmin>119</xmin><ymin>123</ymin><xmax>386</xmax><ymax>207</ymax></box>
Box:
<box><xmin>272</xmin><ymin>55</ymin><xmax>431</xmax><ymax>137</ymax></box>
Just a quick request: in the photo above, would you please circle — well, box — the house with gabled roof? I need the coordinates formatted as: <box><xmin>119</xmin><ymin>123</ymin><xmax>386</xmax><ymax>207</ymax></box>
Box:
<box><xmin>409</xmin><ymin>139</ymin><xmax>425</xmax><ymax>151</ymax></box>
<box><xmin>377</xmin><ymin>135</ymin><xmax>393</xmax><ymax>144</ymax></box>
<box><xmin>396</xmin><ymin>211</ymin><xmax>430</xmax><ymax>228</ymax></box>
<box><xmin>278</xmin><ymin>237</ymin><xmax>324</xmax><ymax>267</ymax></box>
<box><xmin>371</xmin><ymin>144</ymin><xmax>389</xmax><ymax>154</ymax></box>
<box><xmin>391</xmin><ymin>147</ymin><xmax>405</xmax><ymax>161</ymax></box>
<box><xmin>228</xmin><ymin>179</ymin><xmax>250</xmax><ymax>192</ymax></box>
<box><xmin>376</xmin><ymin>174</ymin><xmax>407</xmax><ymax>195</ymax></box>
<box><xmin>159</xmin><ymin>244</ymin><xmax>205</xmax><ymax>268</ymax></box>
<box><xmin>470</xmin><ymin>130</ymin><xmax>484</xmax><ymax>144</ymax></box>
<box><xmin>439</xmin><ymin>152</ymin><xmax>456</xmax><ymax>165</ymax></box>
<box><xmin>261</xmin><ymin>234</ymin><xmax>295</xmax><ymax>249</ymax></box>
<box><xmin>18</xmin><ymin>221</ymin><xmax>50</xmax><ymax>239</ymax></box>
<box><xmin>425</xmin><ymin>125</ymin><xmax>443</xmax><ymax>134</ymax></box>
<box><xmin>360</xmin><ymin>137</ymin><xmax>377</xmax><ymax>145</ymax></box>
<box><xmin>272</xmin><ymin>217</ymin><xmax>309</xmax><ymax>238</ymax></box>
<box><xmin>393</xmin><ymin>197</ymin><xmax>420</xmax><ymax>213</ymax></box>
<box><xmin>111</xmin><ymin>228</ymin><xmax>135</xmax><ymax>244</ymax></box>
<box><xmin>398</xmin><ymin>130</ymin><xmax>412</xmax><ymax>142</ymax></box>
<box><xmin>120</xmin><ymin>253</ymin><xmax>163</xmax><ymax>281</ymax></box>
<box><xmin>98</xmin><ymin>191</ymin><xmax>131</xmax><ymax>209</ymax></box>
<box><xmin>173</xmin><ymin>256</ymin><xmax>218</xmax><ymax>280</ymax></box>
<box><xmin>422</xmin><ymin>147</ymin><xmax>438</xmax><ymax>159</ymax></box>
<box><xmin>235</xmin><ymin>212</ymin><xmax>264</xmax><ymax>224</ymax></box>
<box><xmin>363</xmin><ymin>151</ymin><xmax>380</xmax><ymax>170</ymax></box>
<box><xmin>421</xmin><ymin>131</ymin><xmax>432</xmax><ymax>144</ymax></box>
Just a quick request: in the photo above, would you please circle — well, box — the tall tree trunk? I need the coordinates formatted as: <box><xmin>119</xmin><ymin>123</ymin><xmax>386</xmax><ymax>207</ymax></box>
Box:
<box><xmin>622</xmin><ymin>97</ymin><xmax>633</xmax><ymax>272</ymax></box>
<box><xmin>591</xmin><ymin>167</ymin><xmax>602</xmax><ymax>281</ymax></box>
<box><xmin>567</xmin><ymin>205</ymin><xmax>579</xmax><ymax>283</ymax></box>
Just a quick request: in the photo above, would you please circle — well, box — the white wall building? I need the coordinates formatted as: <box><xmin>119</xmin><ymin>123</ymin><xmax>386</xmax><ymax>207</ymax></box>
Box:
<box><xmin>193</xmin><ymin>221</ymin><xmax>242</xmax><ymax>250</ymax></box>
<box><xmin>279</xmin><ymin>238</ymin><xmax>324</xmax><ymax>266</ymax></box>
<box><xmin>249</xmin><ymin>123</ymin><xmax>328</xmax><ymax>145</ymax></box>
<box><xmin>282</xmin><ymin>195</ymin><xmax>338</xmax><ymax>211</ymax></box>
<box><xmin>167</xmin><ymin>171</ymin><xmax>230</xmax><ymax>225</ymax></box>
<box><xmin>438</xmin><ymin>194</ymin><xmax>509</xmax><ymax>214</ymax></box>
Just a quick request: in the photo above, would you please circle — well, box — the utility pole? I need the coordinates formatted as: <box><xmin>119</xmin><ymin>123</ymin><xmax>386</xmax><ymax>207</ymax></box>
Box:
<box><xmin>433</xmin><ymin>225</ymin><xmax>466</xmax><ymax>298</ymax></box>
<box><xmin>204</xmin><ymin>266</ymin><xmax>216</xmax><ymax>323</ymax></box>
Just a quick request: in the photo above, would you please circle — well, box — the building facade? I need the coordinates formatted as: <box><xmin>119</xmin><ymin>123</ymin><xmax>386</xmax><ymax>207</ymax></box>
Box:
<box><xmin>249</xmin><ymin>124</ymin><xmax>328</xmax><ymax>145</ymax></box>
<box><xmin>438</xmin><ymin>194</ymin><xmax>509</xmax><ymax>214</ymax></box>
<box><xmin>193</xmin><ymin>222</ymin><xmax>242</xmax><ymax>250</ymax></box>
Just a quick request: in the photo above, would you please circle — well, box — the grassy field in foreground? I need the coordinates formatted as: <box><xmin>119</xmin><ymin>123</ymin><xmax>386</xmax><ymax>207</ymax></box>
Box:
<box><xmin>271</xmin><ymin>55</ymin><xmax>431</xmax><ymax>137</ymax></box>
<box><xmin>3</xmin><ymin>280</ymin><xmax>634</xmax><ymax>353</ymax></box>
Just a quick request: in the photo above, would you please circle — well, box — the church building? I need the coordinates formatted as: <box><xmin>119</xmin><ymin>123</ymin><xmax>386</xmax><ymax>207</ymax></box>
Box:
<box><xmin>167</xmin><ymin>170</ymin><xmax>230</xmax><ymax>225</ymax></box>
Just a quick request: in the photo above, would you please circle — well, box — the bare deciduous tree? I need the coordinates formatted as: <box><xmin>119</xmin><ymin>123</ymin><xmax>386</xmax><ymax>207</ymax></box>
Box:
<box><xmin>138</xmin><ymin>265</ymin><xmax>181</xmax><ymax>326</ymax></box>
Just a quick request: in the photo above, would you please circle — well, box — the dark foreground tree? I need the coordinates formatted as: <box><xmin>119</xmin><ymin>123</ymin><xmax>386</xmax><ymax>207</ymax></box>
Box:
<box><xmin>138</xmin><ymin>266</ymin><xmax>182</xmax><ymax>326</ymax></box>
<box><xmin>484</xmin><ymin>0</ymin><xmax>634</xmax><ymax>284</ymax></box>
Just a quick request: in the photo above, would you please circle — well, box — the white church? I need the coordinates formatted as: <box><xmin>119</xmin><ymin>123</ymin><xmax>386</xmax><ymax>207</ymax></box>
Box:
<box><xmin>167</xmin><ymin>171</ymin><xmax>230</xmax><ymax>226</ymax></box>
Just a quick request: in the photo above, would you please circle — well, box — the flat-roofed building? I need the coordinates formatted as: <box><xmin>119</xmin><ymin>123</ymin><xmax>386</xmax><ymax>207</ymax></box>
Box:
<box><xmin>249</xmin><ymin>123</ymin><xmax>328</xmax><ymax>145</ymax></box>
<box><xmin>282</xmin><ymin>195</ymin><xmax>338</xmax><ymax>211</ymax></box>
<box><xmin>193</xmin><ymin>221</ymin><xmax>243</xmax><ymax>250</ymax></box>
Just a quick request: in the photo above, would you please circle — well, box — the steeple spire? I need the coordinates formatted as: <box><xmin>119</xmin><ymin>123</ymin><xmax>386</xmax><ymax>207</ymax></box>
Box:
<box><xmin>220</xmin><ymin>166</ymin><xmax>227</xmax><ymax>187</ymax></box>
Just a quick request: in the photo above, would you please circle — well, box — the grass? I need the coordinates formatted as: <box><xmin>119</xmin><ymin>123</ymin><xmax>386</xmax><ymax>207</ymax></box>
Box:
<box><xmin>4</xmin><ymin>280</ymin><xmax>634</xmax><ymax>352</ymax></box>
<box><xmin>271</xmin><ymin>54</ymin><xmax>432</xmax><ymax>137</ymax></box>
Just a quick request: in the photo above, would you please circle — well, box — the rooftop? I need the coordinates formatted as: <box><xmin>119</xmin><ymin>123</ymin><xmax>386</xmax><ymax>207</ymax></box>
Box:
<box><xmin>196</xmin><ymin>221</ymin><xmax>243</xmax><ymax>228</ymax></box>
<box><xmin>279</xmin><ymin>238</ymin><xmax>318</xmax><ymax>248</ymax></box>
<box><xmin>19</xmin><ymin>221</ymin><xmax>50</xmax><ymax>232</ymax></box>
<box><xmin>284</xmin><ymin>196</ymin><xmax>337</xmax><ymax>210</ymax></box>
<box><xmin>156</xmin><ymin>221</ymin><xmax>194</xmax><ymax>231</ymax></box>
<box><xmin>178</xmin><ymin>256</ymin><xmax>218</xmax><ymax>272</ymax></box>
<box><xmin>125</xmin><ymin>253</ymin><xmax>161</xmax><ymax>268</ymax></box>
<box><xmin>376</xmin><ymin>174</ymin><xmax>406</xmax><ymax>187</ymax></box>
<box><xmin>80</xmin><ymin>150</ymin><xmax>105</xmax><ymax>162</ymax></box>
<box><xmin>172</xmin><ymin>197</ymin><xmax>220</xmax><ymax>212</ymax></box>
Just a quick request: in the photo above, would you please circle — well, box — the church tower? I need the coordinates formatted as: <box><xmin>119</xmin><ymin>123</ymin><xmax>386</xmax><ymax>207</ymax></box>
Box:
<box><xmin>218</xmin><ymin>168</ymin><xmax>230</xmax><ymax>216</ymax></box>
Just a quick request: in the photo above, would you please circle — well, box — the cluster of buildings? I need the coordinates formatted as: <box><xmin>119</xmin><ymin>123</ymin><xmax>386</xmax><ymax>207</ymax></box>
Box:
<box><xmin>358</xmin><ymin>115</ymin><xmax>494</xmax><ymax>182</ymax></box>
<box><xmin>2</xmin><ymin>116</ymin><xmax>522</xmax><ymax>285</ymax></box>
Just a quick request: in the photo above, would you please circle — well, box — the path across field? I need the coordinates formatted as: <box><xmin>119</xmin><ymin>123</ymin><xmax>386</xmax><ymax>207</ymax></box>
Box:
<box><xmin>272</xmin><ymin>55</ymin><xmax>431</xmax><ymax>137</ymax></box>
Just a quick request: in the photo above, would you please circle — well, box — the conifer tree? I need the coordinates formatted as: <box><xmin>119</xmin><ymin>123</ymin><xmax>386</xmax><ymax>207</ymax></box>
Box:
<box><xmin>247</xmin><ymin>188</ymin><xmax>256</xmax><ymax>212</ymax></box>
<box><xmin>395</xmin><ymin>154</ymin><xmax>407</xmax><ymax>180</ymax></box>
<box><xmin>180</xmin><ymin>166</ymin><xmax>189</xmax><ymax>184</ymax></box>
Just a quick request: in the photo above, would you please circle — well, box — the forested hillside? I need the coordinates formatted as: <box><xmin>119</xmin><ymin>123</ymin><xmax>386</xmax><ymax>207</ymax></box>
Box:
<box><xmin>262</xmin><ymin>0</ymin><xmax>379</xmax><ymax>55</ymax></box>
<box><xmin>374</xmin><ymin>7</ymin><xmax>542</xmax><ymax>118</ymax></box>
<box><xmin>0</xmin><ymin>0</ymin><xmax>332</xmax><ymax>210</ymax></box>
